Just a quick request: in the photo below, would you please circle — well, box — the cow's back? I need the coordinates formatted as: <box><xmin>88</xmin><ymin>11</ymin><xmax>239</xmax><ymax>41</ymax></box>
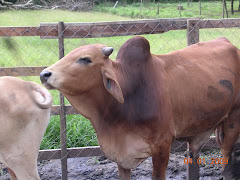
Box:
<box><xmin>157</xmin><ymin>38</ymin><xmax>240</xmax><ymax>138</ymax></box>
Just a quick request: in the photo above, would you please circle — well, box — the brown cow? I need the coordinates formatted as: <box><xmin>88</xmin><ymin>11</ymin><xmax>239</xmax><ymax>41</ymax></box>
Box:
<box><xmin>0</xmin><ymin>76</ymin><xmax>52</xmax><ymax>180</ymax></box>
<box><xmin>40</xmin><ymin>36</ymin><xmax>240</xmax><ymax>179</ymax></box>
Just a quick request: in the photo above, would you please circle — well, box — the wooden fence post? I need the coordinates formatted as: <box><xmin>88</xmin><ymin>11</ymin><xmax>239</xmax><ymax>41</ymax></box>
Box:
<box><xmin>187</xmin><ymin>19</ymin><xmax>200</xmax><ymax>180</ymax></box>
<box><xmin>179</xmin><ymin>1</ymin><xmax>181</xmax><ymax>17</ymax></box>
<box><xmin>199</xmin><ymin>0</ymin><xmax>201</xmax><ymax>15</ymax></box>
<box><xmin>187</xmin><ymin>19</ymin><xmax>200</xmax><ymax>46</ymax></box>
<box><xmin>187</xmin><ymin>143</ymin><xmax>200</xmax><ymax>180</ymax></box>
<box><xmin>223</xmin><ymin>0</ymin><xmax>228</xmax><ymax>18</ymax></box>
<box><xmin>58</xmin><ymin>21</ymin><xmax>68</xmax><ymax>180</ymax></box>
<box><xmin>157</xmin><ymin>1</ymin><xmax>159</xmax><ymax>15</ymax></box>
<box><xmin>140</xmin><ymin>0</ymin><xmax>143</xmax><ymax>14</ymax></box>
<box><xmin>223</xmin><ymin>0</ymin><xmax>225</xmax><ymax>18</ymax></box>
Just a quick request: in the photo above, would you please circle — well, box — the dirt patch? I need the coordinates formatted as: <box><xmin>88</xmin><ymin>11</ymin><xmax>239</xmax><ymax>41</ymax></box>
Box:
<box><xmin>0</xmin><ymin>150</ymin><xmax>224</xmax><ymax>180</ymax></box>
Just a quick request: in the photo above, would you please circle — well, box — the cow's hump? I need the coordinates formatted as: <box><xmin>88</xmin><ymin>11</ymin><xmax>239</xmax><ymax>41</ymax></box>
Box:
<box><xmin>116</xmin><ymin>36</ymin><xmax>151</xmax><ymax>65</ymax></box>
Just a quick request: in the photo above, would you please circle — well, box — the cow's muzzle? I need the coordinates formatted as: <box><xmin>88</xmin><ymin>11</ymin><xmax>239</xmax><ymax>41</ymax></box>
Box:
<box><xmin>40</xmin><ymin>71</ymin><xmax>52</xmax><ymax>84</ymax></box>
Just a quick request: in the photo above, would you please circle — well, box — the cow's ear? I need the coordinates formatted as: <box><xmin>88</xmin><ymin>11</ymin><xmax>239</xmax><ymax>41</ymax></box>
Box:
<box><xmin>102</xmin><ymin>69</ymin><xmax>124</xmax><ymax>103</ymax></box>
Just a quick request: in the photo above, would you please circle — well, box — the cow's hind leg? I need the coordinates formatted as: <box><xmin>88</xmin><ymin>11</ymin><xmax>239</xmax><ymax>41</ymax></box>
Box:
<box><xmin>117</xmin><ymin>164</ymin><xmax>131</xmax><ymax>180</ymax></box>
<box><xmin>4</xmin><ymin>113</ymin><xmax>47</xmax><ymax>180</ymax></box>
<box><xmin>7</xmin><ymin>156</ymin><xmax>40</xmax><ymax>180</ymax></box>
<box><xmin>217</xmin><ymin>108</ymin><xmax>240</xmax><ymax>169</ymax></box>
<box><xmin>8</xmin><ymin>168</ymin><xmax>17</xmax><ymax>180</ymax></box>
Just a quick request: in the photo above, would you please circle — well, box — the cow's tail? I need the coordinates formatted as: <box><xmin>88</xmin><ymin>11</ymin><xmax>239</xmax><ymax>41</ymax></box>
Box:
<box><xmin>29</xmin><ymin>82</ymin><xmax>53</xmax><ymax>109</ymax></box>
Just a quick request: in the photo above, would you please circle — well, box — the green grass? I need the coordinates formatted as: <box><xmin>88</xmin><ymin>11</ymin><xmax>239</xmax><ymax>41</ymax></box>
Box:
<box><xmin>94</xmin><ymin>1</ymin><xmax>240</xmax><ymax>19</ymax></box>
<box><xmin>1</xmin><ymin>9</ymin><xmax>240</xmax><ymax>150</ymax></box>
<box><xmin>40</xmin><ymin>115</ymin><xmax>98</xmax><ymax>149</ymax></box>
<box><xmin>0</xmin><ymin>10</ymin><xmax>135</xmax><ymax>26</ymax></box>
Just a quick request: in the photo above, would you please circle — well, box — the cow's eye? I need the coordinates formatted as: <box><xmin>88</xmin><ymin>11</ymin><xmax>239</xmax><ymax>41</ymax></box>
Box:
<box><xmin>77</xmin><ymin>57</ymin><xmax>92</xmax><ymax>64</ymax></box>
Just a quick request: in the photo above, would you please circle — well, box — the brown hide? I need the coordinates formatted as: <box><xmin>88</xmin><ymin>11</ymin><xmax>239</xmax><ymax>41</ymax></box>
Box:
<box><xmin>40</xmin><ymin>36</ymin><xmax>240</xmax><ymax>180</ymax></box>
<box><xmin>164</xmin><ymin>38</ymin><xmax>240</xmax><ymax>137</ymax></box>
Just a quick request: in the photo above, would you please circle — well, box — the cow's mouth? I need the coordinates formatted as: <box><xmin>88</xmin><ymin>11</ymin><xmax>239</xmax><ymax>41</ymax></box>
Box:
<box><xmin>40</xmin><ymin>70</ymin><xmax>58</xmax><ymax>90</ymax></box>
<box><xmin>43</xmin><ymin>83</ymin><xmax>56</xmax><ymax>90</ymax></box>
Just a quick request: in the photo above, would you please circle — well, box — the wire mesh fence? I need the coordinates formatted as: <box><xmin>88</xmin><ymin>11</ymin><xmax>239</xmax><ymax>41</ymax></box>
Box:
<box><xmin>0</xmin><ymin>18</ymin><xmax>240</xmax><ymax>179</ymax></box>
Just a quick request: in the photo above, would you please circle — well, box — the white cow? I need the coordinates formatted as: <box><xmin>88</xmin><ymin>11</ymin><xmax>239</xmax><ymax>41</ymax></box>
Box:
<box><xmin>0</xmin><ymin>76</ymin><xmax>52</xmax><ymax>180</ymax></box>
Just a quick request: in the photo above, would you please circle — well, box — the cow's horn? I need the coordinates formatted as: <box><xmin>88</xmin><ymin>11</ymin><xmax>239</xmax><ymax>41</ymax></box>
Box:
<box><xmin>102</xmin><ymin>47</ymin><xmax>113</xmax><ymax>57</ymax></box>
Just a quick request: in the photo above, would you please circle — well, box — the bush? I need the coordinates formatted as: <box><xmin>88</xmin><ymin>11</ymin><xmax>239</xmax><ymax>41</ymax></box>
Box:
<box><xmin>32</xmin><ymin>0</ymin><xmax>51</xmax><ymax>5</ymax></box>
<box><xmin>6</xmin><ymin>0</ymin><xmax>17</xmax><ymax>3</ymax></box>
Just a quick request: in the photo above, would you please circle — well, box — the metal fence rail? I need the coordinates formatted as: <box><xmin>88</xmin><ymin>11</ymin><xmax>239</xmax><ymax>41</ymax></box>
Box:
<box><xmin>0</xmin><ymin>18</ymin><xmax>240</xmax><ymax>180</ymax></box>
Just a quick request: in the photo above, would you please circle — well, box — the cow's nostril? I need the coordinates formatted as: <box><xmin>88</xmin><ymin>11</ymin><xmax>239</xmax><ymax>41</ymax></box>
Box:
<box><xmin>40</xmin><ymin>71</ymin><xmax>52</xmax><ymax>83</ymax></box>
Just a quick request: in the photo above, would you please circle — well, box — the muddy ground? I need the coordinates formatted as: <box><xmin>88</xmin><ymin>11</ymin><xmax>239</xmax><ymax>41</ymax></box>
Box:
<box><xmin>0</xmin><ymin>150</ymin><xmax>224</xmax><ymax>180</ymax></box>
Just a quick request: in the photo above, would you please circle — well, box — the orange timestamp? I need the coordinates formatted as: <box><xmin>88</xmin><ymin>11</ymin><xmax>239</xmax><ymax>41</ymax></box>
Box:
<box><xmin>184</xmin><ymin>157</ymin><xmax>228</xmax><ymax>165</ymax></box>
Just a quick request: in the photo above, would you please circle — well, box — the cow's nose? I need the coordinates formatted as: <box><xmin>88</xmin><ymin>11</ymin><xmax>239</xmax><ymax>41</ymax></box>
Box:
<box><xmin>40</xmin><ymin>71</ymin><xmax>52</xmax><ymax>83</ymax></box>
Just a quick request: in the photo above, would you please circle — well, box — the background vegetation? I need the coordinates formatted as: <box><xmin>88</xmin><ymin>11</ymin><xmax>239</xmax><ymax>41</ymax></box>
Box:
<box><xmin>94</xmin><ymin>0</ymin><xmax>240</xmax><ymax>19</ymax></box>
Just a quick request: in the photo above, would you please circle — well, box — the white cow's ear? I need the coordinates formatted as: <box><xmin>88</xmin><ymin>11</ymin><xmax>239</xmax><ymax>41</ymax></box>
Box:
<box><xmin>101</xmin><ymin>69</ymin><xmax>124</xmax><ymax>103</ymax></box>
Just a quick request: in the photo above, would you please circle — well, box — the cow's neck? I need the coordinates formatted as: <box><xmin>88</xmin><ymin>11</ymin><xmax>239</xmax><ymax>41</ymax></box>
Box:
<box><xmin>95</xmin><ymin>60</ymin><xmax>164</xmax><ymax>134</ymax></box>
<box><xmin>62</xmin><ymin>86</ymin><xmax>108</xmax><ymax>124</ymax></box>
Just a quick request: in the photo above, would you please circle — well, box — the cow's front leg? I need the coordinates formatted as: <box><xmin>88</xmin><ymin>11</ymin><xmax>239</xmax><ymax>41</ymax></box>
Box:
<box><xmin>117</xmin><ymin>164</ymin><xmax>131</xmax><ymax>180</ymax></box>
<box><xmin>151</xmin><ymin>140</ymin><xmax>172</xmax><ymax>180</ymax></box>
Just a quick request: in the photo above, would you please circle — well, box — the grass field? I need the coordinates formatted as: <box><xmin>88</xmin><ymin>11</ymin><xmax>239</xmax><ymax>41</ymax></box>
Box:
<box><xmin>0</xmin><ymin>9</ymin><xmax>240</xmax><ymax>150</ymax></box>
<box><xmin>0</xmin><ymin>10</ymin><xmax>135</xmax><ymax>26</ymax></box>
<box><xmin>95</xmin><ymin>1</ymin><xmax>240</xmax><ymax>19</ymax></box>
